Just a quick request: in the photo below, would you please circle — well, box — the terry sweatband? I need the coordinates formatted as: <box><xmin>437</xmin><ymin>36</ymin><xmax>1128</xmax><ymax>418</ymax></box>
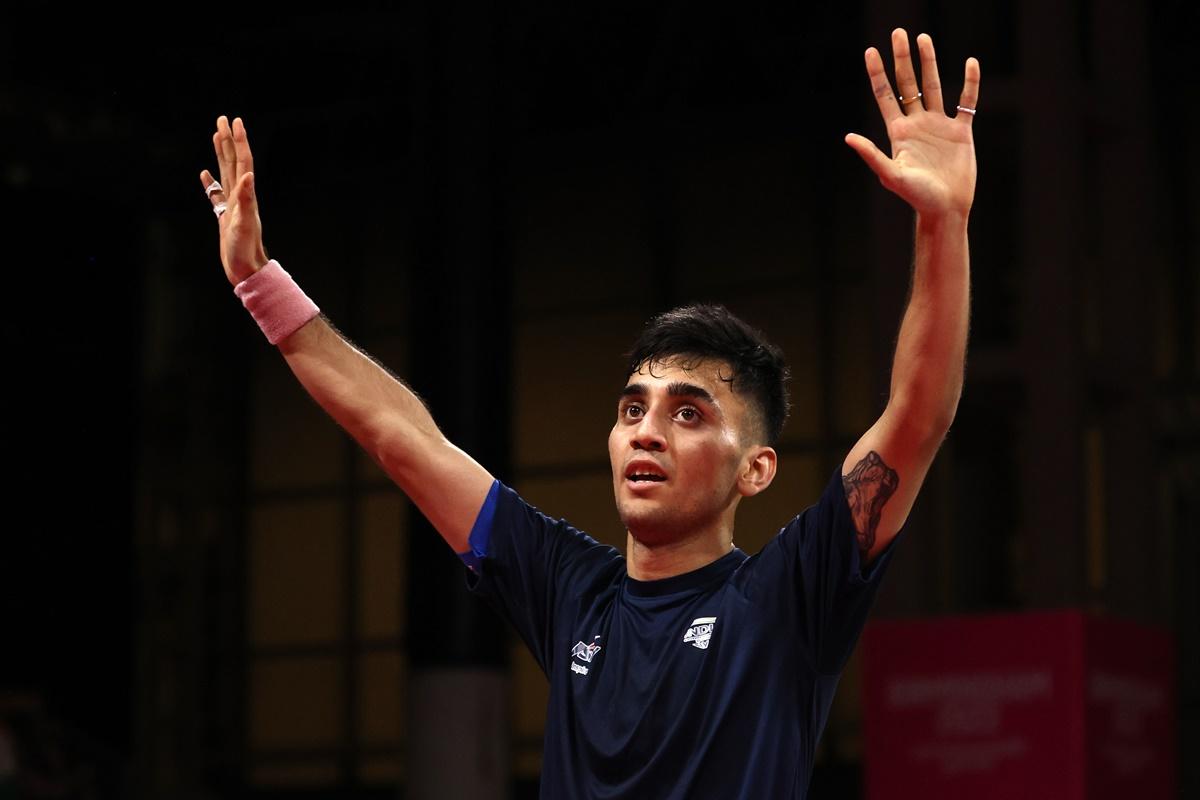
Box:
<box><xmin>233</xmin><ymin>260</ymin><xmax>321</xmax><ymax>345</ymax></box>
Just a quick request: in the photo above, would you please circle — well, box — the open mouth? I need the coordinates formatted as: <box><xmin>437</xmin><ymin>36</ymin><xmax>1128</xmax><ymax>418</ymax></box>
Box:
<box><xmin>625</xmin><ymin>461</ymin><xmax>668</xmax><ymax>483</ymax></box>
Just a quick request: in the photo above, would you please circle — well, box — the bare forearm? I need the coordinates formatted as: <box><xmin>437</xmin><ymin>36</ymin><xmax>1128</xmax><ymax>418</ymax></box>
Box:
<box><xmin>279</xmin><ymin>316</ymin><xmax>440</xmax><ymax>457</ymax></box>
<box><xmin>887</xmin><ymin>211</ymin><xmax>970</xmax><ymax>433</ymax></box>
<box><xmin>275</xmin><ymin>316</ymin><xmax>492</xmax><ymax>551</ymax></box>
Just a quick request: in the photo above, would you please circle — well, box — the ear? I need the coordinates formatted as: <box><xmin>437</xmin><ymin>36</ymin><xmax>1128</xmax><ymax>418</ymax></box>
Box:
<box><xmin>737</xmin><ymin>446</ymin><xmax>777</xmax><ymax>497</ymax></box>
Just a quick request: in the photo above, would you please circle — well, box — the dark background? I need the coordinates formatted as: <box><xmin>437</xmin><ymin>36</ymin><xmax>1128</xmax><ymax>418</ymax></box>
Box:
<box><xmin>2</xmin><ymin>3</ymin><xmax>1196</xmax><ymax>797</ymax></box>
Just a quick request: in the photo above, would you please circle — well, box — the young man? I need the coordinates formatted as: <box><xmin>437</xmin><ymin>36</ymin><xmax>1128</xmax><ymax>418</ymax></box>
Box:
<box><xmin>202</xmin><ymin>28</ymin><xmax>978</xmax><ymax>799</ymax></box>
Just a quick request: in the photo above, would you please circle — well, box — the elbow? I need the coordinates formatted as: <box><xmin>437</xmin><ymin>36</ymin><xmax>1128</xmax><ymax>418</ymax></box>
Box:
<box><xmin>364</xmin><ymin>412</ymin><xmax>441</xmax><ymax>479</ymax></box>
<box><xmin>887</xmin><ymin>393</ymin><xmax>959</xmax><ymax>445</ymax></box>
<box><xmin>929</xmin><ymin>407</ymin><xmax>958</xmax><ymax>442</ymax></box>
<box><xmin>929</xmin><ymin>388</ymin><xmax>962</xmax><ymax>436</ymax></box>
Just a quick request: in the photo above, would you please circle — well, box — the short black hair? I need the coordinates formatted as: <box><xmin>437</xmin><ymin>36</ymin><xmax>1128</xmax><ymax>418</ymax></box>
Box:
<box><xmin>625</xmin><ymin>304</ymin><xmax>790</xmax><ymax>446</ymax></box>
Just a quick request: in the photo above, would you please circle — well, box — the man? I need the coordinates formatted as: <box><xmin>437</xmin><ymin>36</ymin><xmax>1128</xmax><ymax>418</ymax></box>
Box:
<box><xmin>201</xmin><ymin>28</ymin><xmax>978</xmax><ymax>799</ymax></box>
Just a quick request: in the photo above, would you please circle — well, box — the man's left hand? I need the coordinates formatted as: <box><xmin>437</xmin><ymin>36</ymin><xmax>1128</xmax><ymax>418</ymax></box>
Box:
<box><xmin>846</xmin><ymin>29</ymin><xmax>980</xmax><ymax>219</ymax></box>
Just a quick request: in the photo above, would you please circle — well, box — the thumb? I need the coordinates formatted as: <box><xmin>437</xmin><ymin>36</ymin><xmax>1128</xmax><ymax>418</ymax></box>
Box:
<box><xmin>844</xmin><ymin>133</ymin><xmax>894</xmax><ymax>183</ymax></box>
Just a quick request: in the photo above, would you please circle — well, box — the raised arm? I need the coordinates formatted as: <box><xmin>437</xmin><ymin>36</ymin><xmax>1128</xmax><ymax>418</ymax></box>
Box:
<box><xmin>199</xmin><ymin>116</ymin><xmax>493</xmax><ymax>553</ymax></box>
<box><xmin>840</xmin><ymin>30</ymin><xmax>980</xmax><ymax>563</ymax></box>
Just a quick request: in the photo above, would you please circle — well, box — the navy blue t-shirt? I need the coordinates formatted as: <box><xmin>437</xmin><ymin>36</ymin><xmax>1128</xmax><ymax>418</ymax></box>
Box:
<box><xmin>467</xmin><ymin>469</ymin><xmax>901</xmax><ymax>799</ymax></box>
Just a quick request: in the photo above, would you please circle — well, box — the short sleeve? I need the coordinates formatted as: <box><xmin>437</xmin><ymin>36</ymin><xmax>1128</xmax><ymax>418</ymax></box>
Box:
<box><xmin>466</xmin><ymin>482</ymin><xmax>621</xmax><ymax>675</ymax></box>
<box><xmin>756</xmin><ymin>468</ymin><xmax>904</xmax><ymax>675</ymax></box>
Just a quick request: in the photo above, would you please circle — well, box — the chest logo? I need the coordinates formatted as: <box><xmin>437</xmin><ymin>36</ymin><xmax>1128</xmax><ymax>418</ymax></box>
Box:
<box><xmin>570</xmin><ymin>636</ymin><xmax>602</xmax><ymax>675</ymax></box>
<box><xmin>683</xmin><ymin>617</ymin><xmax>717</xmax><ymax>650</ymax></box>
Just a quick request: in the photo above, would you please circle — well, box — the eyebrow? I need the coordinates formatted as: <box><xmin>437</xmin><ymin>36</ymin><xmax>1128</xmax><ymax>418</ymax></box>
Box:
<box><xmin>619</xmin><ymin>381</ymin><xmax>718</xmax><ymax>407</ymax></box>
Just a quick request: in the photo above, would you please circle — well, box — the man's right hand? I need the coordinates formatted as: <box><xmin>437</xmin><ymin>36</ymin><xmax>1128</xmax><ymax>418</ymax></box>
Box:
<box><xmin>200</xmin><ymin>114</ymin><xmax>496</xmax><ymax>555</ymax></box>
<box><xmin>200</xmin><ymin>116</ymin><xmax>269</xmax><ymax>287</ymax></box>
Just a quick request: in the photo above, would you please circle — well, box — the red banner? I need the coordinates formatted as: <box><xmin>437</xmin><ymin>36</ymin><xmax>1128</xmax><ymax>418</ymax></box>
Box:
<box><xmin>862</xmin><ymin>611</ymin><xmax>1175</xmax><ymax>800</ymax></box>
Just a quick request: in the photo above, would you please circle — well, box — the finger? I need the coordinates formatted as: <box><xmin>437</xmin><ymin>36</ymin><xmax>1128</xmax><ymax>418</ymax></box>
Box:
<box><xmin>213</xmin><ymin>117</ymin><xmax>232</xmax><ymax>191</ymax></box>
<box><xmin>956</xmin><ymin>57</ymin><xmax>981</xmax><ymax>124</ymax></box>
<box><xmin>212</xmin><ymin>133</ymin><xmax>230</xmax><ymax>195</ymax></box>
<box><xmin>200</xmin><ymin>169</ymin><xmax>229</xmax><ymax>220</ymax></box>
<box><xmin>891</xmin><ymin>28</ymin><xmax>923</xmax><ymax>112</ymax></box>
<box><xmin>232</xmin><ymin>117</ymin><xmax>254</xmax><ymax>183</ymax></box>
<box><xmin>845</xmin><ymin>133</ymin><xmax>896</xmax><ymax>185</ymax></box>
<box><xmin>916</xmin><ymin>33</ymin><xmax>945</xmax><ymax>114</ymax></box>
<box><xmin>218</xmin><ymin>115</ymin><xmax>239</xmax><ymax>186</ymax></box>
<box><xmin>865</xmin><ymin>47</ymin><xmax>902</xmax><ymax>125</ymax></box>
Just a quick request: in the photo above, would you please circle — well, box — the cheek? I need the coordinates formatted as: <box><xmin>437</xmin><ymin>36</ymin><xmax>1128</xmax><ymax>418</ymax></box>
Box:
<box><xmin>679</xmin><ymin>443</ymin><xmax>726</xmax><ymax>484</ymax></box>
<box><xmin>695</xmin><ymin>442</ymin><xmax>742</xmax><ymax>489</ymax></box>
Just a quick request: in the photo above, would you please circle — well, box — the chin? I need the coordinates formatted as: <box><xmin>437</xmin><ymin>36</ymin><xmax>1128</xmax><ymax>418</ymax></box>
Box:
<box><xmin>616</xmin><ymin>498</ymin><xmax>691</xmax><ymax>545</ymax></box>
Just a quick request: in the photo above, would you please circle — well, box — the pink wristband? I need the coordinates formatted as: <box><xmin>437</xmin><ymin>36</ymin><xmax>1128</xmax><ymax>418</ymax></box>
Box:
<box><xmin>233</xmin><ymin>260</ymin><xmax>321</xmax><ymax>345</ymax></box>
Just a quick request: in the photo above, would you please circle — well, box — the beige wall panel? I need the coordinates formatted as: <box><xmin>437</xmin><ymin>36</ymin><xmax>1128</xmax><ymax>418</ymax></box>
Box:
<box><xmin>359</xmin><ymin>490</ymin><xmax>406</xmax><ymax>639</ymax></box>
<box><xmin>358</xmin><ymin>757</ymin><xmax>403</xmax><ymax>784</ymax></box>
<box><xmin>250</xmin><ymin>500</ymin><xmax>344</xmax><ymax>646</ymax></box>
<box><xmin>514</xmin><ymin>749</ymin><xmax>544</xmax><ymax>779</ymax></box>
<box><xmin>513</xmin><ymin>310</ymin><xmax>648</xmax><ymax>469</ymax></box>
<box><xmin>357</xmin><ymin>449</ymin><xmax>392</xmax><ymax>485</ymax></box>
<box><xmin>358</xmin><ymin>651</ymin><xmax>405</xmax><ymax>746</ymax></box>
<box><xmin>509</xmin><ymin>639</ymin><xmax>549</xmax><ymax>745</ymax></box>
<box><xmin>251</xmin><ymin>762</ymin><xmax>339</xmax><ymax>786</ymax></box>
<box><xmin>250</xmin><ymin>656</ymin><xmax>344</xmax><ymax>748</ymax></box>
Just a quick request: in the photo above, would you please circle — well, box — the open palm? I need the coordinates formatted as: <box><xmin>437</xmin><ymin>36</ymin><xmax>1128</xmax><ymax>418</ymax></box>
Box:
<box><xmin>846</xmin><ymin>30</ymin><xmax>980</xmax><ymax>217</ymax></box>
<box><xmin>199</xmin><ymin>116</ymin><xmax>268</xmax><ymax>286</ymax></box>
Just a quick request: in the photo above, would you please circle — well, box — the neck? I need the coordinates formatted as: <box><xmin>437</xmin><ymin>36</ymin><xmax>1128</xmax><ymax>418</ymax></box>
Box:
<box><xmin>625</xmin><ymin>519</ymin><xmax>735</xmax><ymax>581</ymax></box>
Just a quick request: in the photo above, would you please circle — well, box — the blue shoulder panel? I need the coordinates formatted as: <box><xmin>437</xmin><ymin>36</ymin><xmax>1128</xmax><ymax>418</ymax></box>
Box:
<box><xmin>458</xmin><ymin>479</ymin><xmax>500</xmax><ymax>573</ymax></box>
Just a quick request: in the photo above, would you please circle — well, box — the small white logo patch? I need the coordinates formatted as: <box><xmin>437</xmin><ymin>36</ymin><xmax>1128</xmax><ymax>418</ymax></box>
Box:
<box><xmin>570</xmin><ymin>636</ymin><xmax>602</xmax><ymax>676</ymax></box>
<box><xmin>683</xmin><ymin>617</ymin><xmax>717</xmax><ymax>650</ymax></box>
<box><xmin>571</xmin><ymin>637</ymin><xmax>602</xmax><ymax>663</ymax></box>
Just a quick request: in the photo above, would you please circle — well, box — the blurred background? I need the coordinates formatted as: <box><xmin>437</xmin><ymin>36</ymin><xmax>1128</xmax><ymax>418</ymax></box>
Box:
<box><xmin>1</xmin><ymin>2</ymin><xmax>1196</xmax><ymax>798</ymax></box>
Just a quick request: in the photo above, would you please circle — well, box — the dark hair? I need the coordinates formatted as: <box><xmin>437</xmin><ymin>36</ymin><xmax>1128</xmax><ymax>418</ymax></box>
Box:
<box><xmin>625</xmin><ymin>304</ymin><xmax>790</xmax><ymax>446</ymax></box>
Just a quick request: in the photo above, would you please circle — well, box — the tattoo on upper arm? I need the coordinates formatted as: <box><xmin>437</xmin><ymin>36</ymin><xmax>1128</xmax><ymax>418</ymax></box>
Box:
<box><xmin>842</xmin><ymin>451</ymin><xmax>899</xmax><ymax>555</ymax></box>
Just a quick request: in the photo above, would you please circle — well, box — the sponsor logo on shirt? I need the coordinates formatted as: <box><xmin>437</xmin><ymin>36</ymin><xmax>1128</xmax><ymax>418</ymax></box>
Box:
<box><xmin>570</xmin><ymin>636</ymin><xmax>602</xmax><ymax>676</ymax></box>
<box><xmin>683</xmin><ymin>617</ymin><xmax>716</xmax><ymax>650</ymax></box>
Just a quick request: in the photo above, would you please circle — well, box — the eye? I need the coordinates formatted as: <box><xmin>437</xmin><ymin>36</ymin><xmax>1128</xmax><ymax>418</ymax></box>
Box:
<box><xmin>623</xmin><ymin>404</ymin><xmax>644</xmax><ymax>420</ymax></box>
<box><xmin>675</xmin><ymin>407</ymin><xmax>699</xmax><ymax>422</ymax></box>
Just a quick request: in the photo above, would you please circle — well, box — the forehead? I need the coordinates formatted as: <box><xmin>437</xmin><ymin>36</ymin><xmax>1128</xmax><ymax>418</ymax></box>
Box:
<box><xmin>624</xmin><ymin>357</ymin><xmax>738</xmax><ymax>401</ymax></box>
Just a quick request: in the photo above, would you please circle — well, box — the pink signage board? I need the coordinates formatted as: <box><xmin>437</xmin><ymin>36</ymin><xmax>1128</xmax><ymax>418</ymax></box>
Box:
<box><xmin>861</xmin><ymin>611</ymin><xmax>1175</xmax><ymax>800</ymax></box>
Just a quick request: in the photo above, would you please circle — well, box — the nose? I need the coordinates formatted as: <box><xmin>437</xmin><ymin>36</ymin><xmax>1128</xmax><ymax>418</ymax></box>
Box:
<box><xmin>631</xmin><ymin>411</ymin><xmax>667</xmax><ymax>452</ymax></box>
